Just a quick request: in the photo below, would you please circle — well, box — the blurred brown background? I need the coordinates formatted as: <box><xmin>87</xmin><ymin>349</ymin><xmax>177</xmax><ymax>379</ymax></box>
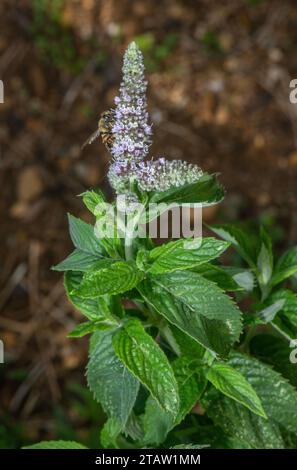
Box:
<box><xmin>1</xmin><ymin>0</ymin><xmax>297</xmax><ymax>447</ymax></box>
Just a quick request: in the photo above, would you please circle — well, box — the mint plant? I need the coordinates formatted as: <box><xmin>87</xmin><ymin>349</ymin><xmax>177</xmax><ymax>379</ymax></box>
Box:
<box><xmin>27</xmin><ymin>43</ymin><xmax>297</xmax><ymax>450</ymax></box>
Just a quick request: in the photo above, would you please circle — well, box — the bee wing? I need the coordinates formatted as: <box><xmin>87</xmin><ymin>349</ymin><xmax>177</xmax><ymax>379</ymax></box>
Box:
<box><xmin>81</xmin><ymin>128</ymin><xmax>101</xmax><ymax>150</ymax></box>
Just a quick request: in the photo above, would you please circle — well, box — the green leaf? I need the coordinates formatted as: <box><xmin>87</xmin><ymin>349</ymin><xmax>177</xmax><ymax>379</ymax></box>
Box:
<box><xmin>68</xmin><ymin>214</ymin><xmax>105</xmax><ymax>256</ymax></box>
<box><xmin>74</xmin><ymin>261</ymin><xmax>144</xmax><ymax>298</ymax></box>
<box><xmin>202</xmin><ymin>386</ymin><xmax>284</xmax><ymax>449</ymax></box>
<box><xmin>189</xmin><ymin>424</ymin><xmax>249</xmax><ymax>449</ymax></box>
<box><xmin>173</xmin><ymin>358</ymin><xmax>207</xmax><ymax>424</ymax></box>
<box><xmin>170</xmin><ymin>325</ymin><xmax>206</xmax><ymax>359</ymax></box>
<box><xmin>229</xmin><ymin>268</ymin><xmax>255</xmax><ymax>292</ymax></box>
<box><xmin>268</xmin><ymin>289</ymin><xmax>297</xmax><ymax>335</ymax></box>
<box><xmin>192</xmin><ymin>264</ymin><xmax>251</xmax><ymax>292</ymax></box>
<box><xmin>87</xmin><ymin>330</ymin><xmax>139</xmax><ymax>426</ymax></box>
<box><xmin>65</xmin><ymin>271</ymin><xmax>118</xmax><ymax>321</ymax></box>
<box><xmin>206</xmin><ymin>362</ymin><xmax>266</xmax><ymax>418</ymax></box>
<box><xmin>271</xmin><ymin>246</ymin><xmax>297</xmax><ymax>287</ymax></box>
<box><xmin>281</xmin><ymin>428</ymin><xmax>297</xmax><ymax>449</ymax></box>
<box><xmin>142</xmin><ymin>396</ymin><xmax>174</xmax><ymax>446</ymax></box>
<box><xmin>146</xmin><ymin>237</ymin><xmax>229</xmax><ymax>274</ymax></box>
<box><xmin>250</xmin><ymin>334</ymin><xmax>297</xmax><ymax>388</ymax></box>
<box><xmin>210</xmin><ymin>224</ymin><xmax>259</xmax><ymax>268</ymax></box>
<box><xmin>142</xmin><ymin>357</ymin><xmax>207</xmax><ymax>445</ymax></box>
<box><xmin>138</xmin><ymin>271</ymin><xmax>242</xmax><ymax>357</ymax></box>
<box><xmin>124</xmin><ymin>412</ymin><xmax>144</xmax><ymax>442</ymax></box>
<box><xmin>80</xmin><ymin>193</ymin><xmax>123</xmax><ymax>257</ymax></box>
<box><xmin>68</xmin><ymin>318</ymin><xmax>118</xmax><ymax>337</ymax></box>
<box><xmin>150</xmin><ymin>173</ymin><xmax>225</xmax><ymax>206</ymax></box>
<box><xmin>23</xmin><ymin>440</ymin><xmax>87</xmax><ymax>449</ymax></box>
<box><xmin>258</xmin><ymin>299</ymin><xmax>286</xmax><ymax>323</ymax></box>
<box><xmin>112</xmin><ymin>318</ymin><xmax>179</xmax><ymax>416</ymax></box>
<box><xmin>52</xmin><ymin>249</ymin><xmax>103</xmax><ymax>272</ymax></box>
<box><xmin>100</xmin><ymin>417</ymin><xmax>122</xmax><ymax>449</ymax></box>
<box><xmin>228</xmin><ymin>353</ymin><xmax>297</xmax><ymax>434</ymax></box>
<box><xmin>257</xmin><ymin>227</ymin><xmax>273</xmax><ymax>286</ymax></box>
<box><xmin>203</xmin><ymin>351</ymin><xmax>297</xmax><ymax>447</ymax></box>
<box><xmin>81</xmin><ymin>189</ymin><xmax>105</xmax><ymax>215</ymax></box>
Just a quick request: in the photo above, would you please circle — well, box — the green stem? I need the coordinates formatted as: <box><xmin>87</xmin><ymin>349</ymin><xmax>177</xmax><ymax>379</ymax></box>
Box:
<box><xmin>124</xmin><ymin>237</ymin><xmax>133</xmax><ymax>261</ymax></box>
<box><xmin>124</xmin><ymin>200</ymin><xmax>143</xmax><ymax>261</ymax></box>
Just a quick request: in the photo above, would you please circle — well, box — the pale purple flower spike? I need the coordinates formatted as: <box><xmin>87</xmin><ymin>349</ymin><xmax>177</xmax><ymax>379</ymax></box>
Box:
<box><xmin>108</xmin><ymin>42</ymin><xmax>203</xmax><ymax>194</ymax></box>
<box><xmin>110</xmin><ymin>41</ymin><xmax>152</xmax><ymax>164</ymax></box>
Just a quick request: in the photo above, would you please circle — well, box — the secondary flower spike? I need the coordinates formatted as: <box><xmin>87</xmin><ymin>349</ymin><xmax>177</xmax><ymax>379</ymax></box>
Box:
<box><xmin>136</xmin><ymin>158</ymin><xmax>203</xmax><ymax>192</ymax></box>
<box><xmin>111</xmin><ymin>41</ymin><xmax>152</xmax><ymax>163</ymax></box>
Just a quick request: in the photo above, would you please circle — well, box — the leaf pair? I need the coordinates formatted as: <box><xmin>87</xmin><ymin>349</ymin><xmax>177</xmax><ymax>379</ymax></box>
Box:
<box><xmin>141</xmin><ymin>350</ymin><xmax>267</xmax><ymax>446</ymax></box>
<box><xmin>87</xmin><ymin>319</ymin><xmax>180</xmax><ymax>445</ymax></box>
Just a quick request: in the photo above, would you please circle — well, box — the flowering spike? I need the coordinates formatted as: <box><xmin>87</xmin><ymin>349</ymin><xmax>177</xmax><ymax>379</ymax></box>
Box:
<box><xmin>111</xmin><ymin>42</ymin><xmax>152</xmax><ymax>163</ymax></box>
<box><xmin>108</xmin><ymin>42</ymin><xmax>203</xmax><ymax>195</ymax></box>
<box><xmin>135</xmin><ymin>158</ymin><xmax>203</xmax><ymax>192</ymax></box>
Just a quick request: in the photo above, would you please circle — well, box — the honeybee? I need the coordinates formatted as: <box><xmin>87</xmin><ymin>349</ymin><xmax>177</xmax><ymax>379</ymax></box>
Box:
<box><xmin>81</xmin><ymin>109</ymin><xmax>115</xmax><ymax>151</ymax></box>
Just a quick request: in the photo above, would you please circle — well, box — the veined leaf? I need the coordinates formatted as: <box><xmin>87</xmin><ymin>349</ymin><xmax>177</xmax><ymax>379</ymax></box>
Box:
<box><xmin>74</xmin><ymin>261</ymin><xmax>144</xmax><ymax>298</ymax></box>
<box><xmin>68</xmin><ymin>318</ymin><xmax>118</xmax><ymax>337</ymax></box>
<box><xmin>150</xmin><ymin>173</ymin><xmax>225</xmax><ymax>206</ymax></box>
<box><xmin>124</xmin><ymin>412</ymin><xmax>144</xmax><ymax>442</ymax></box>
<box><xmin>267</xmin><ymin>289</ymin><xmax>297</xmax><ymax>336</ymax></box>
<box><xmin>68</xmin><ymin>214</ymin><xmax>105</xmax><ymax>256</ymax></box>
<box><xmin>229</xmin><ymin>353</ymin><xmax>297</xmax><ymax>434</ymax></box>
<box><xmin>210</xmin><ymin>224</ymin><xmax>259</xmax><ymax>268</ymax></box>
<box><xmin>174</xmin><ymin>358</ymin><xmax>207</xmax><ymax>424</ymax></box>
<box><xmin>142</xmin><ymin>357</ymin><xmax>207</xmax><ymax>445</ymax></box>
<box><xmin>113</xmin><ymin>318</ymin><xmax>179</xmax><ymax>416</ymax></box>
<box><xmin>100</xmin><ymin>417</ymin><xmax>122</xmax><ymax>449</ymax></box>
<box><xmin>258</xmin><ymin>299</ymin><xmax>286</xmax><ymax>323</ymax></box>
<box><xmin>81</xmin><ymin>189</ymin><xmax>105</xmax><ymax>215</ymax></box>
<box><xmin>206</xmin><ymin>362</ymin><xmax>266</xmax><ymax>418</ymax></box>
<box><xmin>271</xmin><ymin>246</ymin><xmax>297</xmax><ymax>287</ymax></box>
<box><xmin>192</xmin><ymin>264</ymin><xmax>251</xmax><ymax>292</ymax></box>
<box><xmin>202</xmin><ymin>386</ymin><xmax>284</xmax><ymax>449</ymax></box>
<box><xmin>142</xmin><ymin>396</ymin><xmax>174</xmax><ymax>446</ymax></box>
<box><xmin>146</xmin><ymin>237</ymin><xmax>229</xmax><ymax>274</ymax></box>
<box><xmin>203</xmin><ymin>351</ymin><xmax>297</xmax><ymax>447</ymax></box>
<box><xmin>250</xmin><ymin>334</ymin><xmax>297</xmax><ymax>388</ymax></box>
<box><xmin>170</xmin><ymin>325</ymin><xmax>206</xmax><ymax>359</ymax></box>
<box><xmin>229</xmin><ymin>268</ymin><xmax>255</xmax><ymax>292</ymax></box>
<box><xmin>87</xmin><ymin>330</ymin><xmax>139</xmax><ymax>426</ymax></box>
<box><xmin>138</xmin><ymin>271</ymin><xmax>242</xmax><ymax>357</ymax></box>
<box><xmin>65</xmin><ymin>271</ymin><xmax>119</xmax><ymax>321</ymax></box>
<box><xmin>52</xmin><ymin>249</ymin><xmax>103</xmax><ymax>272</ymax></box>
<box><xmin>188</xmin><ymin>424</ymin><xmax>251</xmax><ymax>449</ymax></box>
